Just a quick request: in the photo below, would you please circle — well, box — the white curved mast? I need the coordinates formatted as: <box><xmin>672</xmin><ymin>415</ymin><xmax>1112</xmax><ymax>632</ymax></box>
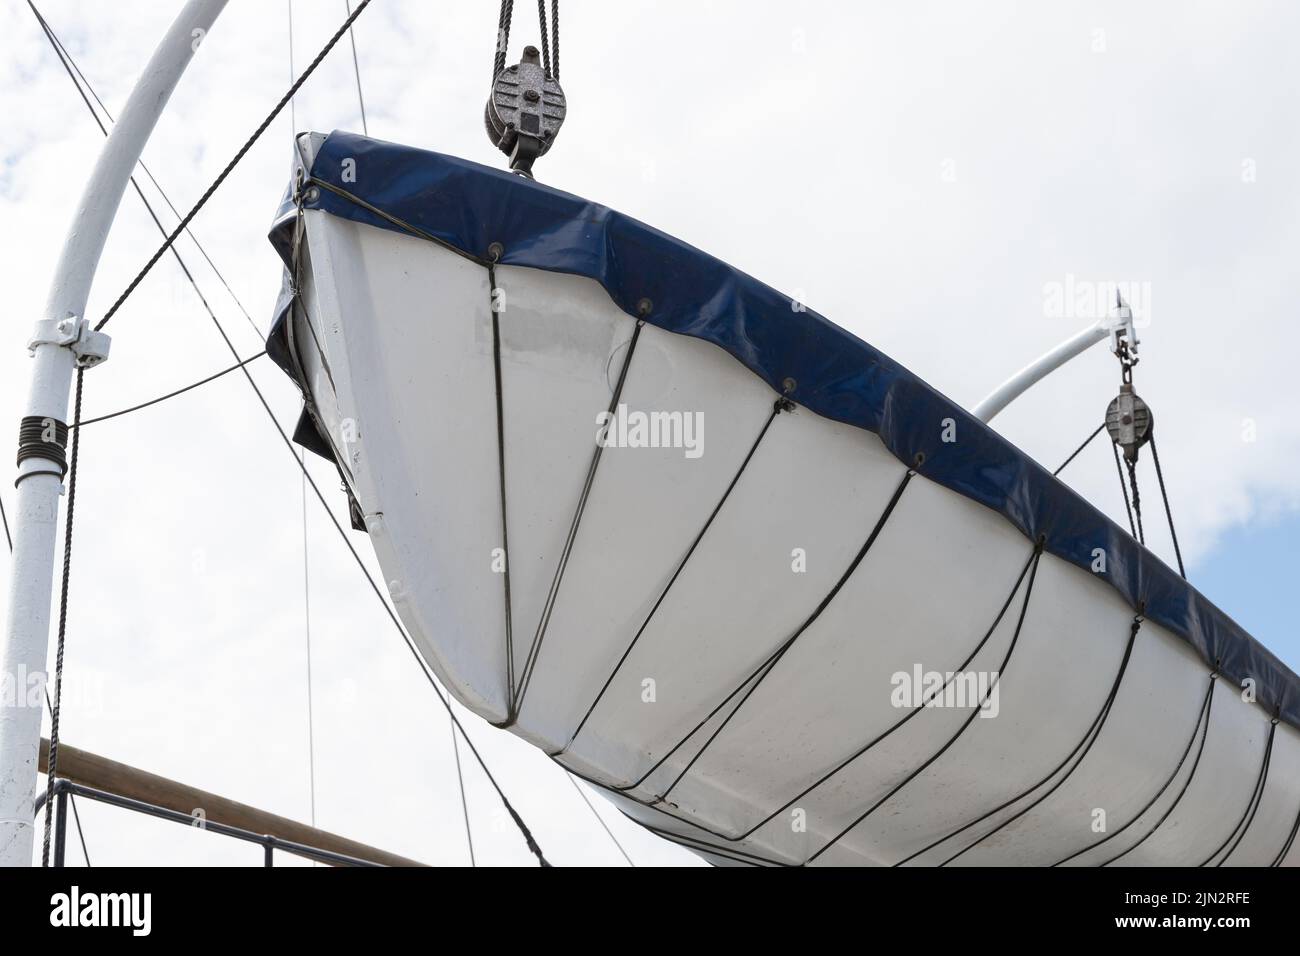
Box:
<box><xmin>0</xmin><ymin>0</ymin><xmax>229</xmax><ymax>867</ymax></box>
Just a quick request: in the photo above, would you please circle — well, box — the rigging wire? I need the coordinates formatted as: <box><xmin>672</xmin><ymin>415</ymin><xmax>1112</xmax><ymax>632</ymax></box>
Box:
<box><xmin>28</xmin><ymin>0</ymin><xmax>264</xmax><ymax>345</ymax></box>
<box><xmin>72</xmin><ymin>352</ymin><xmax>267</xmax><ymax>428</ymax></box>
<box><xmin>566</xmin><ymin>773</ymin><xmax>634</xmax><ymax>866</ymax></box>
<box><xmin>300</xmin><ymin>452</ymin><xmax>318</xmax><ymax>831</ymax></box>
<box><xmin>93</xmin><ymin>0</ymin><xmax>374</xmax><ymax>334</ymax></box>
<box><xmin>212</xmin><ymin>295</ymin><xmax>552</xmax><ymax>864</ymax></box>
<box><xmin>34</xmin><ymin>0</ymin><xmax>548</xmax><ymax>866</ymax></box>
<box><xmin>69</xmin><ymin>790</ymin><xmax>91</xmax><ymax>866</ymax></box>
<box><xmin>449</xmin><ymin>713</ymin><xmax>476</xmax><ymax>866</ymax></box>
<box><xmin>0</xmin><ymin>491</ymin><xmax>10</xmax><ymax>552</ymax></box>
<box><xmin>1149</xmin><ymin>433</ymin><xmax>1187</xmax><ymax>579</ymax></box>
<box><xmin>29</xmin><ymin>0</ymin><xmax>289</xmax><ymax>863</ymax></box>
<box><xmin>287</xmin><ymin>0</ymin><xmax>319</xmax><ymax>850</ymax></box>
<box><xmin>1053</xmin><ymin>422</ymin><xmax>1105</xmax><ymax>477</ymax></box>
<box><xmin>344</xmin><ymin>1</ymin><xmax>369</xmax><ymax>134</ymax></box>
<box><xmin>288</xmin><ymin>1</ymin><xmax>296</xmax><ymax>133</ymax></box>
<box><xmin>28</xmin><ymin>3</ymin><xmax>265</xmax><ymax>366</ymax></box>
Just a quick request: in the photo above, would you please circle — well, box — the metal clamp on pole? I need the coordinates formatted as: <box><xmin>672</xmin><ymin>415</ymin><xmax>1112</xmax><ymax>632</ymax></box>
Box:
<box><xmin>27</xmin><ymin>317</ymin><xmax>112</xmax><ymax>369</ymax></box>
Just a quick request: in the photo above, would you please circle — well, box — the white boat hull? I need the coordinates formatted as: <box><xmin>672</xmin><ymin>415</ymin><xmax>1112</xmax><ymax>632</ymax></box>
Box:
<box><xmin>274</xmin><ymin>135</ymin><xmax>1300</xmax><ymax>866</ymax></box>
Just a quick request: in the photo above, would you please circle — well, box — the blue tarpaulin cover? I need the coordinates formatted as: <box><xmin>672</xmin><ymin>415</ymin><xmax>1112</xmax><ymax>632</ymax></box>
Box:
<box><xmin>268</xmin><ymin>130</ymin><xmax>1299</xmax><ymax>731</ymax></box>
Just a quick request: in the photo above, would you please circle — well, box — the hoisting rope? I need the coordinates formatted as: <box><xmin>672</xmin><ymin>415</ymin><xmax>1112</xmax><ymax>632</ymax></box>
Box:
<box><xmin>1111</xmin><ymin>439</ymin><xmax>1138</xmax><ymax>539</ymax></box>
<box><xmin>493</xmin><ymin>0</ymin><xmax>560</xmax><ymax>79</ymax></box>
<box><xmin>1125</xmin><ymin>457</ymin><xmax>1146</xmax><ymax>545</ymax></box>
<box><xmin>1102</xmin><ymin>327</ymin><xmax>1187</xmax><ymax>578</ymax></box>
<box><xmin>41</xmin><ymin>368</ymin><xmax>84</xmax><ymax>867</ymax></box>
<box><xmin>493</xmin><ymin>0</ymin><xmax>515</xmax><ymax>80</ymax></box>
<box><xmin>33</xmin><ymin>0</ymin><xmax>552</xmax><ymax>867</ymax></box>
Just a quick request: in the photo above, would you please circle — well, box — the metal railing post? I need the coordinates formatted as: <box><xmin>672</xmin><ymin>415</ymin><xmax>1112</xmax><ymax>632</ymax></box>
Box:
<box><xmin>52</xmin><ymin>782</ymin><xmax>68</xmax><ymax>867</ymax></box>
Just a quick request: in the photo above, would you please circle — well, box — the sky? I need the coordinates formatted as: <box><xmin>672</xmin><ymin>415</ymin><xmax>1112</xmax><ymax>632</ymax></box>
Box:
<box><xmin>0</xmin><ymin>0</ymin><xmax>1297</xmax><ymax>866</ymax></box>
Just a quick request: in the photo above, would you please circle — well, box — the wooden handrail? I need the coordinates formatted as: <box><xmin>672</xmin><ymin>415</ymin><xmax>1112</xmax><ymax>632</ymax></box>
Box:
<box><xmin>40</xmin><ymin>738</ymin><xmax>424</xmax><ymax>867</ymax></box>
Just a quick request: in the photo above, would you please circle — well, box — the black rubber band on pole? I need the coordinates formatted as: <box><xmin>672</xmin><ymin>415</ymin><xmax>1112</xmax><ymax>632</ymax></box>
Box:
<box><xmin>16</xmin><ymin>415</ymin><xmax>69</xmax><ymax>475</ymax></box>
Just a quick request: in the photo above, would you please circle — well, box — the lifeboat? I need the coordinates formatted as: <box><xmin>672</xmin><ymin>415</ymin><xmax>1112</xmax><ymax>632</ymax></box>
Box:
<box><xmin>267</xmin><ymin>130</ymin><xmax>1300</xmax><ymax>866</ymax></box>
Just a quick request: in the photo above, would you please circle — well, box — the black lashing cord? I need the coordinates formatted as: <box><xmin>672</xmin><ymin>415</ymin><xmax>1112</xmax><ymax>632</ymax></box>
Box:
<box><xmin>936</xmin><ymin>609</ymin><xmax>1143</xmax><ymax>867</ymax></box>
<box><xmin>610</xmin><ymin>544</ymin><xmax>1041</xmax><ymax>850</ymax></box>
<box><xmin>1052</xmin><ymin>673</ymin><xmax>1215</xmax><ymax>866</ymax></box>
<box><xmin>893</xmin><ymin>606</ymin><xmax>1142</xmax><ymax>866</ymax></box>
<box><xmin>805</xmin><ymin>544</ymin><xmax>1044</xmax><ymax>866</ymax></box>
<box><xmin>564</xmin><ymin>395</ymin><xmax>792</xmax><ymax>752</ymax></box>
<box><xmin>1102</xmin><ymin>674</ymin><xmax>1218</xmax><ymax>866</ymax></box>
<box><xmin>1271</xmin><ymin>782</ymin><xmax>1300</xmax><ymax>867</ymax></box>
<box><xmin>511</xmin><ymin>318</ymin><xmax>645</xmax><ymax>719</ymax></box>
<box><xmin>618</xmin><ymin>469</ymin><xmax>915</xmax><ymax>797</ymax></box>
<box><xmin>1198</xmin><ymin>719</ymin><xmax>1277</xmax><ymax>867</ymax></box>
<box><xmin>487</xmin><ymin>258</ymin><xmax>516</xmax><ymax>701</ymax></box>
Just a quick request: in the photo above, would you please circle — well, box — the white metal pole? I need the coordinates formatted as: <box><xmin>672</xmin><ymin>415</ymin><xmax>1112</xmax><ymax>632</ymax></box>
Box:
<box><xmin>0</xmin><ymin>0</ymin><xmax>228</xmax><ymax>867</ymax></box>
<box><xmin>970</xmin><ymin>322</ymin><xmax>1110</xmax><ymax>423</ymax></box>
